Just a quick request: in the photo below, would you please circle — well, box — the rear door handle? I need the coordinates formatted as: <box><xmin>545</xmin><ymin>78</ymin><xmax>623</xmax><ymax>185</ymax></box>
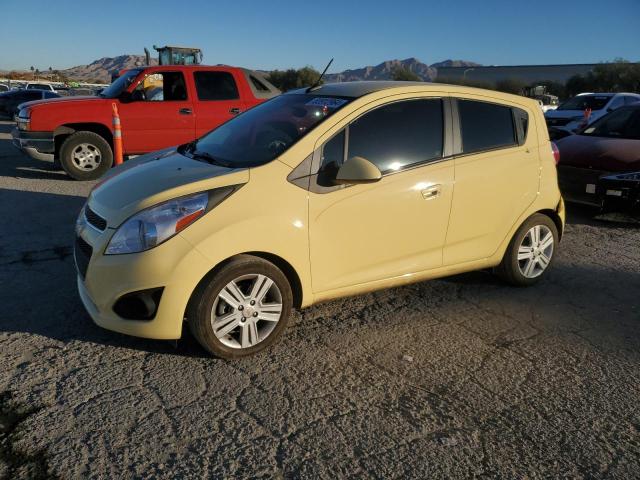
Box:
<box><xmin>179</xmin><ymin>108</ymin><xmax>192</xmax><ymax>115</ymax></box>
<box><xmin>421</xmin><ymin>185</ymin><xmax>441</xmax><ymax>200</ymax></box>
<box><xmin>229</xmin><ymin>107</ymin><xmax>241</xmax><ymax>115</ymax></box>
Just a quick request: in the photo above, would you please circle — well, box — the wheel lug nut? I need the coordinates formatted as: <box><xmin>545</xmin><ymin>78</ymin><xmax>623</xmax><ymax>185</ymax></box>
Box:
<box><xmin>250</xmin><ymin>300</ymin><xmax>255</xmax><ymax>306</ymax></box>
<box><xmin>238</xmin><ymin>305</ymin><xmax>244</xmax><ymax>311</ymax></box>
<box><xmin>253</xmin><ymin>312</ymin><xmax>258</xmax><ymax>317</ymax></box>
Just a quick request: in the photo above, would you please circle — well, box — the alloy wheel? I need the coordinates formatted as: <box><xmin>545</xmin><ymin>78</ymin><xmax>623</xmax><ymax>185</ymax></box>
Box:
<box><xmin>210</xmin><ymin>274</ymin><xmax>283</xmax><ymax>349</ymax></box>
<box><xmin>72</xmin><ymin>143</ymin><xmax>102</xmax><ymax>171</ymax></box>
<box><xmin>517</xmin><ymin>224</ymin><xmax>554</xmax><ymax>279</ymax></box>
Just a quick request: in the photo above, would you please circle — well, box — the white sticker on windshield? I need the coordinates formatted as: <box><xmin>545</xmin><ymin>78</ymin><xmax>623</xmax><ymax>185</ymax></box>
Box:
<box><xmin>306</xmin><ymin>97</ymin><xmax>348</xmax><ymax>109</ymax></box>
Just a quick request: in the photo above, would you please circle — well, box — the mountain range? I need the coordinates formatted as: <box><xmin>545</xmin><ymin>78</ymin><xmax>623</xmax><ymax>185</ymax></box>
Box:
<box><xmin>1</xmin><ymin>56</ymin><xmax>480</xmax><ymax>84</ymax></box>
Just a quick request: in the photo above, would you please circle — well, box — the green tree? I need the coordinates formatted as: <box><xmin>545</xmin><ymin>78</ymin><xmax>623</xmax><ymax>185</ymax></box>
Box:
<box><xmin>391</xmin><ymin>66</ymin><xmax>421</xmax><ymax>81</ymax></box>
<box><xmin>565</xmin><ymin>59</ymin><xmax>640</xmax><ymax>96</ymax></box>
<box><xmin>266</xmin><ymin>66</ymin><xmax>322</xmax><ymax>92</ymax></box>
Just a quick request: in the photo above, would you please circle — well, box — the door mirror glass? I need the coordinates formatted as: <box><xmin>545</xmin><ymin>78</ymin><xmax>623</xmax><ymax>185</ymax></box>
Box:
<box><xmin>335</xmin><ymin>156</ymin><xmax>382</xmax><ymax>184</ymax></box>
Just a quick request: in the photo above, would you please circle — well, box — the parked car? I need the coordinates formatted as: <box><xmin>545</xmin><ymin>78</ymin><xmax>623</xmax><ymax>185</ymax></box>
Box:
<box><xmin>26</xmin><ymin>83</ymin><xmax>56</xmax><ymax>92</ymax></box>
<box><xmin>556</xmin><ymin>104</ymin><xmax>640</xmax><ymax>208</ymax></box>
<box><xmin>545</xmin><ymin>92</ymin><xmax>640</xmax><ymax>135</ymax></box>
<box><xmin>539</xmin><ymin>94</ymin><xmax>559</xmax><ymax>112</ymax></box>
<box><xmin>0</xmin><ymin>84</ymin><xmax>9</xmax><ymax>93</ymax></box>
<box><xmin>74</xmin><ymin>82</ymin><xmax>564</xmax><ymax>359</ymax></box>
<box><xmin>0</xmin><ymin>89</ymin><xmax>60</xmax><ymax>118</ymax></box>
<box><xmin>12</xmin><ymin>65</ymin><xmax>280</xmax><ymax>180</ymax></box>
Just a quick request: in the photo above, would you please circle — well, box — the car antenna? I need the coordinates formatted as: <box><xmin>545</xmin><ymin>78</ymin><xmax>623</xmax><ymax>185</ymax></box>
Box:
<box><xmin>306</xmin><ymin>58</ymin><xmax>334</xmax><ymax>93</ymax></box>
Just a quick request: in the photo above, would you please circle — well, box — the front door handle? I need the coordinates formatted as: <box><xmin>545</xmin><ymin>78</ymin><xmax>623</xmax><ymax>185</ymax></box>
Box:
<box><xmin>229</xmin><ymin>107</ymin><xmax>241</xmax><ymax>115</ymax></box>
<box><xmin>179</xmin><ymin>108</ymin><xmax>192</xmax><ymax>115</ymax></box>
<box><xmin>421</xmin><ymin>185</ymin><xmax>441</xmax><ymax>200</ymax></box>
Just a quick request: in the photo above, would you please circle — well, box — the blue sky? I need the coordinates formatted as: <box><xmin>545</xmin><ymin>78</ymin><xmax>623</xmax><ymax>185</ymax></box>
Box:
<box><xmin>1</xmin><ymin>0</ymin><xmax>639</xmax><ymax>72</ymax></box>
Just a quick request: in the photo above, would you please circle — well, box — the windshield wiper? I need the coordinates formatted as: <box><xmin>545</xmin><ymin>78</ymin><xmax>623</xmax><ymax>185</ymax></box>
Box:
<box><xmin>190</xmin><ymin>149</ymin><xmax>232</xmax><ymax>168</ymax></box>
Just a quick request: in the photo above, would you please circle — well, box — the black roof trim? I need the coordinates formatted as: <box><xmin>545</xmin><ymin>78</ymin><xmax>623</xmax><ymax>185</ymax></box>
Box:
<box><xmin>285</xmin><ymin>81</ymin><xmax>428</xmax><ymax>98</ymax></box>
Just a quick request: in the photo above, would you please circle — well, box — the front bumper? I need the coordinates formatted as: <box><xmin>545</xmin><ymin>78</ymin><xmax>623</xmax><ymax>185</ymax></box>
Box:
<box><xmin>74</xmin><ymin>207</ymin><xmax>213</xmax><ymax>340</ymax></box>
<box><xmin>11</xmin><ymin>128</ymin><xmax>55</xmax><ymax>162</ymax></box>
<box><xmin>597</xmin><ymin>172</ymin><xmax>640</xmax><ymax>212</ymax></box>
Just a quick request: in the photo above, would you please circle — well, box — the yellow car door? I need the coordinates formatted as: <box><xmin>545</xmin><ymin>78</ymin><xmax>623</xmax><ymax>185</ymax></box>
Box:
<box><xmin>444</xmin><ymin>95</ymin><xmax>539</xmax><ymax>265</ymax></box>
<box><xmin>308</xmin><ymin>97</ymin><xmax>455</xmax><ymax>294</ymax></box>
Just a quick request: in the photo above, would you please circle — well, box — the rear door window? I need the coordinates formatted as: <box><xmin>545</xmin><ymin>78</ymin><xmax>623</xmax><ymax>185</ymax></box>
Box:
<box><xmin>194</xmin><ymin>71</ymin><xmax>239</xmax><ymax>101</ymax></box>
<box><xmin>347</xmin><ymin>99</ymin><xmax>444</xmax><ymax>173</ymax></box>
<box><xmin>458</xmin><ymin>100</ymin><xmax>516</xmax><ymax>154</ymax></box>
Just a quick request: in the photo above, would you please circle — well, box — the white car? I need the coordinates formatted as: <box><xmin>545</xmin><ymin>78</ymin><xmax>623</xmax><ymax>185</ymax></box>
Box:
<box><xmin>25</xmin><ymin>82</ymin><xmax>56</xmax><ymax>93</ymax></box>
<box><xmin>545</xmin><ymin>92</ymin><xmax>640</xmax><ymax>133</ymax></box>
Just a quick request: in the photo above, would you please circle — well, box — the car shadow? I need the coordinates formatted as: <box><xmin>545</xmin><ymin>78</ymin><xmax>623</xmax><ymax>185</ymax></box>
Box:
<box><xmin>0</xmin><ymin>121</ymin><xmax>72</xmax><ymax>181</ymax></box>
<box><xmin>0</xmin><ymin>187</ymin><xmax>211</xmax><ymax>358</ymax></box>
<box><xmin>566</xmin><ymin>202</ymin><xmax>639</xmax><ymax>229</ymax></box>
<box><xmin>1</xmin><ymin>187</ymin><xmax>639</xmax><ymax>361</ymax></box>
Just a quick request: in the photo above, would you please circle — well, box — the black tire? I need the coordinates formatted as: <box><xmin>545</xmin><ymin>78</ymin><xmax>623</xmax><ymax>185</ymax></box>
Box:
<box><xmin>187</xmin><ymin>255</ymin><xmax>293</xmax><ymax>359</ymax></box>
<box><xmin>59</xmin><ymin>131</ymin><xmax>113</xmax><ymax>181</ymax></box>
<box><xmin>496</xmin><ymin>213</ymin><xmax>559</xmax><ymax>287</ymax></box>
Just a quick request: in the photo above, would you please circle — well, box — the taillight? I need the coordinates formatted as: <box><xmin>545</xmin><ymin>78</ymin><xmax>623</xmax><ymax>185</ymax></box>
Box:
<box><xmin>551</xmin><ymin>142</ymin><xmax>560</xmax><ymax>165</ymax></box>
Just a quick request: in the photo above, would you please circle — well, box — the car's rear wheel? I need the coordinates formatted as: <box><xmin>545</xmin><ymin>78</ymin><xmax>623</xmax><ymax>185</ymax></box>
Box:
<box><xmin>60</xmin><ymin>131</ymin><xmax>113</xmax><ymax>181</ymax></box>
<box><xmin>496</xmin><ymin>213</ymin><xmax>558</xmax><ymax>286</ymax></box>
<box><xmin>188</xmin><ymin>255</ymin><xmax>293</xmax><ymax>359</ymax></box>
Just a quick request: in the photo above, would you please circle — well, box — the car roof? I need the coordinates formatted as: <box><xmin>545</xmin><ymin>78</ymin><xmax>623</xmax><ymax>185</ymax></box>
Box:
<box><xmin>140</xmin><ymin>64</ymin><xmax>243</xmax><ymax>72</ymax></box>
<box><xmin>283</xmin><ymin>81</ymin><xmax>538</xmax><ymax>107</ymax></box>
<box><xmin>286</xmin><ymin>81</ymin><xmax>426</xmax><ymax>98</ymax></box>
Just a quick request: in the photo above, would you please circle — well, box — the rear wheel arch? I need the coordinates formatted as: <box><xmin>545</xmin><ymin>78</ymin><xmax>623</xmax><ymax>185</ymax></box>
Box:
<box><xmin>536</xmin><ymin>208</ymin><xmax>563</xmax><ymax>239</ymax></box>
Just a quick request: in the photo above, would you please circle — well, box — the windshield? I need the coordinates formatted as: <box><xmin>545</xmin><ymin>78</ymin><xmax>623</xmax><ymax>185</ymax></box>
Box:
<box><xmin>100</xmin><ymin>69</ymin><xmax>142</xmax><ymax>98</ymax></box>
<box><xmin>581</xmin><ymin>107</ymin><xmax>640</xmax><ymax>140</ymax></box>
<box><xmin>557</xmin><ymin>95</ymin><xmax>612</xmax><ymax>111</ymax></box>
<box><xmin>184</xmin><ymin>94</ymin><xmax>352</xmax><ymax>168</ymax></box>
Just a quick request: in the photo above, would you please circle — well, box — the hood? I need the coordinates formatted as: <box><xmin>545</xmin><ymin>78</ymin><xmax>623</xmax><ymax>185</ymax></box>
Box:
<box><xmin>20</xmin><ymin>95</ymin><xmax>100</xmax><ymax>109</ymax></box>
<box><xmin>88</xmin><ymin>148</ymin><xmax>250</xmax><ymax>227</ymax></box>
<box><xmin>557</xmin><ymin>134</ymin><xmax>640</xmax><ymax>172</ymax></box>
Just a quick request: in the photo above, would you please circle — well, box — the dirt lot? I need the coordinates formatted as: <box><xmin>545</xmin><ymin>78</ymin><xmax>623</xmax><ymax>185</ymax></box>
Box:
<box><xmin>1</xmin><ymin>119</ymin><xmax>639</xmax><ymax>479</ymax></box>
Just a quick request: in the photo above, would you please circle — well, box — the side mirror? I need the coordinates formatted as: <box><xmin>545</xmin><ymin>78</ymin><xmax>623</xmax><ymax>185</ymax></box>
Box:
<box><xmin>335</xmin><ymin>156</ymin><xmax>382</xmax><ymax>184</ymax></box>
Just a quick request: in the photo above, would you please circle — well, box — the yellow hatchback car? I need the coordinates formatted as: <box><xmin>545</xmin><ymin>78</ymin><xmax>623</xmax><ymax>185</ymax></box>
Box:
<box><xmin>75</xmin><ymin>82</ymin><xmax>564</xmax><ymax>358</ymax></box>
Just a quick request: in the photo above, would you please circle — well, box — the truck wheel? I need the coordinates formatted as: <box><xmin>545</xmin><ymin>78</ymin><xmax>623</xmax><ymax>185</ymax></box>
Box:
<box><xmin>187</xmin><ymin>255</ymin><xmax>293</xmax><ymax>359</ymax></box>
<box><xmin>60</xmin><ymin>131</ymin><xmax>113</xmax><ymax>181</ymax></box>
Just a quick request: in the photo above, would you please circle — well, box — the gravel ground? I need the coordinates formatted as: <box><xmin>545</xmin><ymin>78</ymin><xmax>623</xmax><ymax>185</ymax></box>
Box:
<box><xmin>1</xmin><ymin>119</ymin><xmax>639</xmax><ymax>479</ymax></box>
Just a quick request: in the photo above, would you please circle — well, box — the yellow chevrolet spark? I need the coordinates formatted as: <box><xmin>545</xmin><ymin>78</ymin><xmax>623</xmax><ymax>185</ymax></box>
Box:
<box><xmin>75</xmin><ymin>82</ymin><xmax>564</xmax><ymax>358</ymax></box>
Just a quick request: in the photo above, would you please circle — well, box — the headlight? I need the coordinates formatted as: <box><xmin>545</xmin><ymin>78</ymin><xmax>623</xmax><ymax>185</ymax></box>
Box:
<box><xmin>105</xmin><ymin>187</ymin><xmax>237</xmax><ymax>255</ymax></box>
<box><xmin>17</xmin><ymin>108</ymin><xmax>30</xmax><ymax>131</ymax></box>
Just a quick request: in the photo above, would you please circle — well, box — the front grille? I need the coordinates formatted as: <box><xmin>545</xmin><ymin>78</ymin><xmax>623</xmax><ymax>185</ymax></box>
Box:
<box><xmin>74</xmin><ymin>236</ymin><xmax>93</xmax><ymax>279</ymax></box>
<box><xmin>85</xmin><ymin>206</ymin><xmax>107</xmax><ymax>231</ymax></box>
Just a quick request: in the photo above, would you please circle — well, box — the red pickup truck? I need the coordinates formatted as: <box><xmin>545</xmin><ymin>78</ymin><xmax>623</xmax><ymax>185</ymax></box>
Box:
<box><xmin>12</xmin><ymin>65</ymin><xmax>280</xmax><ymax>180</ymax></box>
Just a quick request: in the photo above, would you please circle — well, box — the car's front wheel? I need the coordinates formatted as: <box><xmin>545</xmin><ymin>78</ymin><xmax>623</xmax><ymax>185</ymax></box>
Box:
<box><xmin>496</xmin><ymin>213</ymin><xmax>559</xmax><ymax>286</ymax></box>
<box><xmin>59</xmin><ymin>131</ymin><xmax>113</xmax><ymax>181</ymax></box>
<box><xmin>188</xmin><ymin>255</ymin><xmax>293</xmax><ymax>359</ymax></box>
